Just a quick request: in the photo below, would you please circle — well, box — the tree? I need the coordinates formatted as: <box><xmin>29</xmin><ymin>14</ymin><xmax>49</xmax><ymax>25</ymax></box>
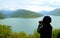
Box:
<box><xmin>19</xmin><ymin>32</ymin><xmax>26</xmax><ymax>38</ymax></box>
<box><xmin>12</xmin><ymin>32</ymin><xmax>20</xmax><ymax>38</ymax></box>
<box><xmin>0</xmin><ymin>25</ymin><xmax>12</xmax><ymax>38</ymax></box>
<box><xmin>33</xmin><ymin>30</ymin><xmax>40</xmax><ymax>38</ymax></box>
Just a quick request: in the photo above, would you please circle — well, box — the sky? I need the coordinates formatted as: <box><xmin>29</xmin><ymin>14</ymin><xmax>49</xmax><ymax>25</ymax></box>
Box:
<box><xmin>0</xmin><ymin>0</ymin><xmax>60</xmax><ymax>12</ymax></box>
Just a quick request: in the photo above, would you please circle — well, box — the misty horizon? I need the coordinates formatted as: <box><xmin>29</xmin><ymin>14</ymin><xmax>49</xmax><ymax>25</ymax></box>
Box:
<box><xmin>0</xmin><ymin>0</ymin><xmax>60</xmax><ymax>12</ymax></box>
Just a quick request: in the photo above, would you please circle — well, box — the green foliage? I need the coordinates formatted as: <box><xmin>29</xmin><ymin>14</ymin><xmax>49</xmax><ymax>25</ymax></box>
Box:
<box><xmin>12</xmin><ymin>32</ymin><xmax>27</xmax><ymax>38</ymax></box>
<box><xmin>10</xmin><ymin>9</ymin><xmax>43</xmax><ymax>18</ymax></box>
<box><xmin>19</xmin><ymin>32</ymin><xmax>27</xmax><ymax>38</ymax></box>
<box><xmin>33</xmin><ymin>30</ymin><xmax>40</xmax><ymax>38</ymax></box>
<box><xmin>52</xmin><ymin>29</ymin><xmax>60</xmax><ymax>38</ymax></box>
<box><xmin>27</xmin><ymin>34</ymin><xmax>33</xmax><ymax>38</ymax></box>
<box><xmin>0</xmin><ymin>25</ymin><xmax>12</xmax><ymax>38</ymax></box>
<box><xmin>0</xmin><ymin>24</ymin><xmax>60</xmax><ymax>38</ymax></box>
<box><xmin>12</xmin><ymin>32</ymin><xmax>20</xmax><ymax>38</ymax></box>
<box><xmin>11</xmin><ymin>29</ymin><xmax>60</xmax><ymax>38</ymax></box>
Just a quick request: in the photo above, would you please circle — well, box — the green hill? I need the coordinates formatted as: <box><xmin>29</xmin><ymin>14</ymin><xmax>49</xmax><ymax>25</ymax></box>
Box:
<box><xmin>48</xmin><ymin>8</ymin><xmax>60</xmax><ymax>16</ymax></box>
<box><xmin>39</xmin><ymin>8</ymin><xmax>60</xmax><ymax>16</ymax></box>
<box><xmin>10</xmin><ymin>9</ymin><xmax>43</xmax><ymax>18</ymax></box>
<box><xmin>0</xmin><ymin>12</ymin><xmax>5</xmax><ymax>19</ymax></box>
<box><xmin>47</xmin><ymin>9</ymin><xmax>60</xmax><ymax>16</ymax></box>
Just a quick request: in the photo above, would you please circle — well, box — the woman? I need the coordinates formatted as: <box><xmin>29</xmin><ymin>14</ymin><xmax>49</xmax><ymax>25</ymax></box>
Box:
<box><xmin>37</xmin><ymin>16</ymin><xmax>52</xmax><ymax>38</ymax></box>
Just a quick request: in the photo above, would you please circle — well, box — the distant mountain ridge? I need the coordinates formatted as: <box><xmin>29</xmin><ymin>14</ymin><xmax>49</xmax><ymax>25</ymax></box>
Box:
<box><xmin>0</xmin><ymin>8</ymin><xmax>60</xmax><ymax>19</ymax></box>
<box><xmin>0</xmin><ymin>12</ymin><xmax>5</xmax><ymax>19</ymax></box>
<box><xmin>10</xmin><ymin>9</ymin><xmax>43</xmax><ymax>18</ymax></box>
<box><xmin>48</xmin><ymin>9</ymin><xmax>60</xmax><ymax>16</ymax></box>
<box><xmin>39</xmin><ymin>10</ymin><xmax>48</xmax><ymax>15</ymax></box>
<box><xmin>0</xmin><ymin>9</ymin><xmax>43</xmax><ymax>19</ymax></box>
<box><xmin>39</xmin><ymin>8</ymin><xmax>60</xmax><ymax>16</ymax></box>
<box><xmin>0</xmin><ymin>10</ymin><xmax>14</xmax><ymax>17</ymax></box>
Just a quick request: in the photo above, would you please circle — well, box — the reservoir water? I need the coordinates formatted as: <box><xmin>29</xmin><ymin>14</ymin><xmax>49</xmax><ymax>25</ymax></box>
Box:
<box><xmin>0</xmin><ymin>16</ymin><xmax>60</xmax><ymax>34</ymax></box>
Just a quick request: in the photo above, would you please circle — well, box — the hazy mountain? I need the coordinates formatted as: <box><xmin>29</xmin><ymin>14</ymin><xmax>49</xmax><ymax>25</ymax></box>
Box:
<box><xmin>48</xmin><ymin>9</ymin><xmax>60</xmax><ymax>16</ymax></box>
<box><xmin>39</xmin><ymin>8</ymin><xmax>60</xmax><ymax>16</ymax></box>
<box><xmin>10</xmin><ymin>9</ymin><xmax>43</xmax><ymax>18</ymax></box>
<box><xmin>39</xmin><ymin>10</ymin><xmax>49</xmax><ymax>15</ymax></box>
<box><xmin>0</xmin><ymin>12</ymin><xmax>5</xmax><ymax>19</ymax></box>
<box><xmin>0</xmin><ymin>10</ymin><xmax>14</xmax><ymax>17</ymax></box>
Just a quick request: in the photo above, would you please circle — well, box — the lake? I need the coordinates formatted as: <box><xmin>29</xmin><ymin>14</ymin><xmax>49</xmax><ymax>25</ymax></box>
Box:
<box><xmin>0</xmin><ymin>15</ymin><xmax>60</xmax><ymax>34</ymax></box>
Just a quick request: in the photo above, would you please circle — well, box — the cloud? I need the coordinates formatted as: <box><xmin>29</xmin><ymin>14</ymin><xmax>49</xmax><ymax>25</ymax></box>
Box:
<box><xmin>0</xmin><ymin>0</ymin><xmax>60</xmax><ymax>11</ymax></box>
<box><xmin>21</xmin><ymin>5</ymin><xmax>55</xmax><ymax>12</ymax></box>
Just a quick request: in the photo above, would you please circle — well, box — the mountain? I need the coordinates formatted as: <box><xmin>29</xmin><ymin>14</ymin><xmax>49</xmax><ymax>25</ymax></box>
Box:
<box><xmin>0</xmin><ymin>12</ymin><xmax>5</xmax><ymax>19</ymax></box>
<box><xmin>0</xmin><ymin>10</ymin><xmax>14</xmax><ymax>17</ymax></box>
<box><xmin>39</xmin><ymin>8</ymin><xmax>60</xmax><ymax>16</ymax></box>
<box><xmin>48</xmin><ymin>9</ymin><xmax>60</xmax><ymax>16</ymax></box>
<box><xmin>39</xmin><ymin>10</ymin><xmax>49</xmax><ymax>15</ymax></box>
<box><xmin>10</xmin><ymin>9</ymin><xmax>43</xmax><ymax>18</ymax></box>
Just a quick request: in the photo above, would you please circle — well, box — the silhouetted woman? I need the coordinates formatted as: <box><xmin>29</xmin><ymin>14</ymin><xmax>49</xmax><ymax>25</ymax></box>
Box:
<box><xmin>37</xmin><ymin>16</ymin><xmax>52</xmax><ymax>38</ymax></box>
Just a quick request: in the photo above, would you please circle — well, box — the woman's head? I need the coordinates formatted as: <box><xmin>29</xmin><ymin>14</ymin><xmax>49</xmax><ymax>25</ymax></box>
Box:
<box><xmin>43</xmin><ymin>16</ymin><xmax>52</xmax><ymax>24</ymax></box>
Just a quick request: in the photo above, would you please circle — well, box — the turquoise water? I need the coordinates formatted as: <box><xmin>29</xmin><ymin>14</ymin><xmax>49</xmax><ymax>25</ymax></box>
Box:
<box><xmin>0</xmin><ymin>16</ymin><xmax>60</xmax><ymax>34</ymax></box>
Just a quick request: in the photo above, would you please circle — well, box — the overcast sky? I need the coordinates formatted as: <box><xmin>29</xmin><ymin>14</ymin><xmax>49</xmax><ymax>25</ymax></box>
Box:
<box><xmin>0</xmin><ymin>0</ymin><xmax>60</xmax><ymax>12</ymax></box>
